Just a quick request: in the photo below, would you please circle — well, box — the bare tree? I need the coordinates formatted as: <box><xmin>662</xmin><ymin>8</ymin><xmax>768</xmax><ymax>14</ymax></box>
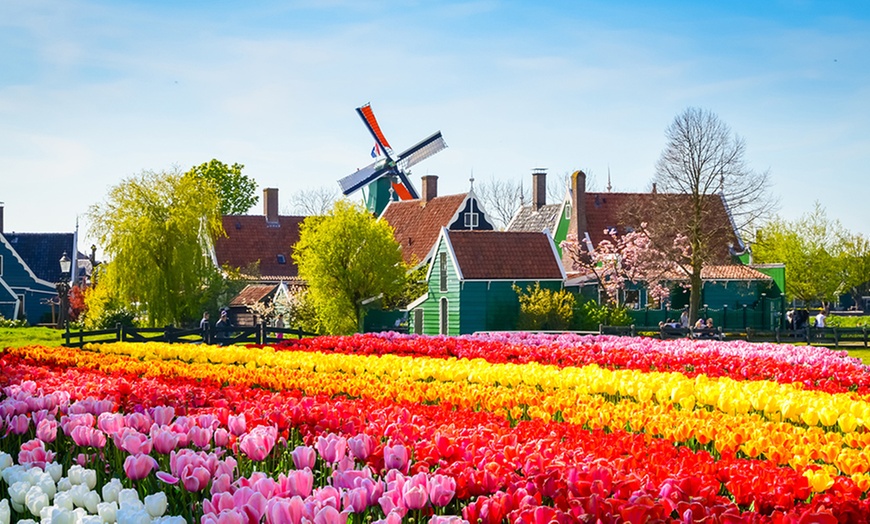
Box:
<box><xmin>649</xmin><ymin>107</ymin><xmax>777</xmax><ymax>323</ymax></box>
<box><xmin>474</xmin><ymin>175</ymin><xmax>527</xmax><ymax>230</ymax></box>
<box><xmin>285</xmin><ymin>186</ymin><xmax>340</xmax><ymax>216</ymax></box>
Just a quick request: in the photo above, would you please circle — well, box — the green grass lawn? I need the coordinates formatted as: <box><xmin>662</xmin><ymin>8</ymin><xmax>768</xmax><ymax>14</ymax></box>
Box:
<box><xmin>0</xmin><ymin>326</ymin><xmax>65</xmax><ymax>348</ymax></box>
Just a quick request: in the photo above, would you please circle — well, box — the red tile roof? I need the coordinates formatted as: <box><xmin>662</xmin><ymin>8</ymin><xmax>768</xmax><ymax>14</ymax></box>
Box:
<box><xmin>700</xmin><ymin>265</ymin><xmax>772</xmax><ymax>281</ymax></box>
<box><xmin>380</xmin><ymin>194</ymin><xmax>468</xmax><ymax>265</ymax></box>
<box><xmin>447</xmin><ymin>230</ymin><xmax>563</xmax><ymax>280</ymax></box>
<box><xmin>214</xmin><ymin>215</ymin><xmax>305</xmax><ymax>280</ymax></box>
<box><xmin>579</xmin><ymin>192</ymin><xmax>740</xmax><ymax>262</ymax></box>
<box><xmin>229</xmin><ymin>284</ymin><xmax>277</xmax><ymax>306</ymax></box>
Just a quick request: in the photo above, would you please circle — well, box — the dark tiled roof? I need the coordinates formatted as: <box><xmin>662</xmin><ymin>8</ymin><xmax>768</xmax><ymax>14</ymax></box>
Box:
<box><xmin>506</xmin><ymin>203</ymin><xmax>562</xmax><ymax>232</ymax></box>
<box><xmin>447</xmin><ymin>230</ymin><xmax>563</xmax><ymax>280</ymax></box>
<box><xmin>580</xmin><ymin>192</ymin><xmax>740</xmax><ymax>262</ymax></box>
<box><xmin>214</xmin><ymin>215</ymin><xmax>305</xmax><ymax>279</ymax></box>
<box><xmin>380</xmin><ymin>194</ymin><xmax>467</xmax><ymax>265</ymax></box>
<box><xmin>229</xmin><ymin>284</ymin><xmax>277</xmax><ymax>307</ymax></box>
<box><xmin>1</xmin><ymin>232</ymin><xmax>78</xmax><ymax>283</ymax></box>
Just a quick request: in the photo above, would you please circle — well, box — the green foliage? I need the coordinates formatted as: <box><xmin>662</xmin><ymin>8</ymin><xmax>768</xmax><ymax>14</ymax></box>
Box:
<box><xmin>514</xmin><ymin>283</ymin><xmax>575</xmax><ymax>331</ymax></box>
<box><xmin>826</xmin><ymin>316</ymin><xmax>870</xmax><ymax>328</ymax></box>
<box><xmin>0</xmin><ymin>315</ymin><xmax>27</xmax><ymax>328</ymax></box>
<box><xmin>754</xmin><ymin>203</ymin><xmax>870</xmax><ymax>305</ymax></box>
<box><xmin>80</xmin><ymin>265</ymin><xmax>140</xmax><ymax>329</ymax></box>
<box><xmin>574</xmin><ymin>299</ymin><xmax>633</xmax><ymax>330</ymax></box>
<box><xmin>187</xmin><ymin>159</ymin><xmax>258</xmax><ymax>215</ymax></box>
<box><xmin>382</xmin><ymin>265</ymin><xmax>429</xmax><ymax>311</ymax></box>
<box><xmin>293</xmin><ymin>200</ymin><xmax>406</xmax><ymax>335</ymax></box>
<box><xmin>88</xmin><ymin>169</ymin><xmax>225</xmax><ymax>327</ymax></box>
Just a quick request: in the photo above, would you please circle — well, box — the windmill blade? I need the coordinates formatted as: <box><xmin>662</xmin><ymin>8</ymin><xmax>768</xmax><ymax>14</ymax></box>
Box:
<box><xmin>337</xmin><ymin>161</ymin><xmax>394</xmax><ymax>196</ymax></box>
<box><xmin>394</xmin><ymin>170</ymin><xmax>419</xmax><ymax>200</ymax></box>
<box><xmin>356</xmin><ymin>104</ymin><xmax>393</xmax><ymax>156</ymax></box>
<box><xmin>396</xmin><ymin>131</ymin><xmax>447</xmax><ymax>172</ymax></box>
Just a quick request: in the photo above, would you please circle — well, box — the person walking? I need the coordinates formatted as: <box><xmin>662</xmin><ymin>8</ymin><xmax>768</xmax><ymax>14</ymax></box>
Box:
<box><xmin>215</xmin><ymin>310</ymin><xmax>232</xmax><ymax>346</ymax></box>
<box><xmin>815</xmin><ymin>310</ymin><xmax>827</xmax><ymax>328</ymax></box>
<box><xmin>274</xmin><ymin>313</ymin><xmax>285</xmax><ymax>341</ymax></box>
<box><xmin>199</xmin><ymin>311</ymin><xmax>210</xmax><ymax>343</ymax></box>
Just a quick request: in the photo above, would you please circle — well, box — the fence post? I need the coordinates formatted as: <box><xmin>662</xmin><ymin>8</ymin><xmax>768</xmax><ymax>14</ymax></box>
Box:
<box><xmin>118</xmin><ymin>323</ymin><xmax>123</xmax><ymax>342</ymax></box>
<box><xmin>834</xmin><ymin>327</ymin><xmax>839</xmax><ymax>348</ymax></box>
<box><xmin>630</xmin><ymin>324</ymin><xmax>636</xmax><ymax>337</ymax></box>
<box><xmin>746</xmin><ymin>327</ymin><xmax>752</xmax><ymax>342</ymax></box>
<box><xmin>598</xmin><ymin>323</ymin><xmax>604</xmax><ymax>335</ymax></box>
<box><xmin>722</xmin><ymin>305</ymin><xmax>728</xmax><ymax>330</ymax></box>
<box><xmin>864</xmin><ymin>326</ymin><xmax>867</xmax><ymax>348</ymax></box>
<box><xmin>775</xmin><ymin>327</ymin><xmax>780</xmax><ymax>344</ymax></box>
<box><xmin>259</xmin><ymin>321</ymin><xmax>265</xmax><ymax>345</ymax></box>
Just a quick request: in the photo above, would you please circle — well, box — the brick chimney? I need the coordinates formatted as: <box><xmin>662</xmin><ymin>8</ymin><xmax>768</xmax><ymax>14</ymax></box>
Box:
<box><xmin>263</xmin><ymin>188</ymin><xmax>279</xmax><ymax>224</ymax></box>
<box><xmin>421</xmin><ymin>175</ymin><xmax>438</xmax><ymax>202</ymax></box>
<box><xmin>570</xmin><ymin>170</ymin><xmax>587</xmax><ymax>239</ymax></box>
<box><xmin>532</xmin><ymin>168</ymin><xmax>547</xmax><ymax>210</ymax></box>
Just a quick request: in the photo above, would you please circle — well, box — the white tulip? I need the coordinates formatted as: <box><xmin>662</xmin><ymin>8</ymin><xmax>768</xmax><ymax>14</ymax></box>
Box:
<box><xmin>82</xmin><ymin>469</ymin><xmax>98</xmax><ymax>490</ymax></box>
<box><xmin>0</xmin><ymin>452</ymin><xmax>13</xmax><ymax>472</ymax></box>
<box><xmin>24</xmin><ymin>485</ymin><xmax>49</xmax><ymax>516</ymax></box>
<box><xmin>36</xmin><ymin>473</ymin><xmax>57</xmax><ymax>500</ymax></box>
<box><xmin>101</xmin><ymin>479</ymin><xmax>123</xmax><ymax>504</ymax></box>
<box><xmin>54</xmin><ymin>490</ymin><xmax>75</xmax><ymax>511</ymax></box>
<box><xmin>0</xmin><ymin>499</ymin><xmax>9</xmax><ymax>524</ymax></box>
<box><xmin>8</xmin><ymin>480</ymin><xmax>30</xmax><ymax>505</ymax></box>
<box><xmin>10</xmin><ymin>501</ymin><xmax>24</xmax><ymax>514</ymax></box>
<box><xmin>2</xmin><ymin>465</ymin><xmax>25</xmax><ymax>485</ymax></box>
<box><xmin>152</xmin><ymin>517</ymin><xmax>186</xmax><ymax>524</ymax></box>
<box><xmin>40</xmin><ymin>504</ymin><xmax>54</xmax><ymax>522</ymax></box>
<box><xmin>82</xmin><ymin>516</ymin><xmax>103</xmax><ymax>524</ymax></box>
<box><xmin>116</xmin><ymin>507</ymin><xmax>151</xmax><ymax>524</ymax></box>
<box><xmin>117</xmin><ymin>489</ymin><xmax>141</xmax><ymax>510</ymax></box>
<box><xmin>17</xmin><ymin>519</ymin><xmax>37</xmax><ymax>524</ymax></box>
<box><xmin>97</xmin><ymin>501</ymin><xmax>118</xmax><ymax>524</ymax></box>
<box><xmin>83</xmin><ymin>489</ymin><xmax>101</xmax><ymax>514</ymax></box>
<box><xmin>70</xmin><ymin>483</ymin><xmax>90</xmax><ymax>508</ymax></box>
<box><xmin>46</xmin><ymin>462</ymin><xmax>64</xmax><ymax>483</ymax></box>
<box><xmin>68</xmin><ymin>465</ymin><xmax>86</xmax><ymax>486</ymax></box>
<box><xmin>144</xmin><ymin>492</ymin><xmax>167</xmax><ymax>518</ymax></box>
<box><xmin>57</xmin><ymin>477</ymin><xmax>72</xmax><ymax>492</ymax></box>
<box><xmin>50</xmin><ymin>506</ymin><xmax>78</xmax><ymax>524</ymax></box>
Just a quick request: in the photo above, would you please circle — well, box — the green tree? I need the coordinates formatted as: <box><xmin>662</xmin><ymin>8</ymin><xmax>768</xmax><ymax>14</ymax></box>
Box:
<box><xmin>754</xmin><ymin>203</ymin><xmax>870</xmax><ymax>308</ymax></box>
<box><xmin>293</xmin><ymin>200</ymin><xmax>406</xmax><ymax>335</ymax></box>
<box><xmin>187</xmin><ymin>159</ymin><xmax>258</xmax><ymax>215</ymax></box>
<box><xmin>88</xmin><ymin>169</ymin><xmax>224</xmax><ymax>327</ymax></box>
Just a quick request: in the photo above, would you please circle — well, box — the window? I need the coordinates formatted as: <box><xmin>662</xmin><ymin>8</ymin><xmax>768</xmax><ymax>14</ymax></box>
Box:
<box><xmin>439</xmin><ymin>252</ymin><xmax>448</xmax><ymax>292</ymax></box>
<box><xmin>414</xmin><ymin>309</ymin><xmax>423</xmax><ymax>335</ymax></box>
<box><xmin>277</xmin><ymin>254</ymin><xmax>286</xmax><ymax>264</ymax></box>
<box><xmin>464</xmin><ymin>212</ymin><xmax>479</xmax><ymax>228</ymax></box>
<box><xmin>439</xmin><ymin>298</ymin><xmax>448</xmax><ymax>335</ymax></box>
<box><xmin>624</xmin><ymin>289</ymin><xmax>640</xmax><ymax>309</ymax></box>
<box><xmin>16</xmin><ymin>294</ymin><xmax>24</xmax><ymax>320</ymax></box>
<box><xmin>0</xmin><ymin>254</ymin><xmax>3</xmax><ymax>276</ymax></box>
<box><xmin>564</xmin><ymin>204</ymin><xmax>571</xmax><ymax>220</ymax></box>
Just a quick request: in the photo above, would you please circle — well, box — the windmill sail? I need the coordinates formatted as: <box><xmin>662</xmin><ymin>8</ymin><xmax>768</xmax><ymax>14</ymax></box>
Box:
<box><xmin>396</xmin><ymin>132</ymin><xmax>447</xmax><ymax>172</ymax></box>
<box><xmin>338</xmin><ymin>161</ymin><xmax>392</xmax><ymax>195</ymax></box>
<box><xmin>357</xmin><ymin>104</ymin><xmax>393</xmax><ymax>154</ymax></box>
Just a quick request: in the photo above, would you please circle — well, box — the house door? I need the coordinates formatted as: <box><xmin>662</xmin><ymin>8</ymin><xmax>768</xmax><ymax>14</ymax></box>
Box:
<box><xmin>439</xmin><ymin>298</ymin><xmax>448</xmax><ymax>335</ymax></box>
<box><xmin>413</xmin><ymin>309</ymin><xmax>423</xmax><ymax>335</ymax></box>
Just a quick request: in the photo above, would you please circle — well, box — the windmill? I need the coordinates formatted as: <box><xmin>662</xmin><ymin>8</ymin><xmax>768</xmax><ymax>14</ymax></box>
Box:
<box><xmin>338</xmin><ymin>103</ymin><xmax>448</xmax><ymax>215</ymax></box>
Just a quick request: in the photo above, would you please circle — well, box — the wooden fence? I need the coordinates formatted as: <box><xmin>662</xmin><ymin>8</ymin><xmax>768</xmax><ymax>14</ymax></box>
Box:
<box><xmin>600</xmin><ymin>324</ymin><xmax>869</xmax><ymax>347</ymax></box>
<box><xmin>62</xmin><ymin>323</ymin><xmax>318</xmax><ymax>348</ymax></box>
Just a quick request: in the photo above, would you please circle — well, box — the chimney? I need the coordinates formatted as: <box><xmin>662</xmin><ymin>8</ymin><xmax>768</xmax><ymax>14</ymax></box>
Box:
<box><xmin>421</xmin><ymin>175</ymin><xmax>438</xmax><ymax>202</ymax></box>
<box><xmin>651</xmin><ymin>182</ymin><xmax>657</xmax><ymax>194</ymax></box>
<box><xmin>532</xmin><ymin>168</ymin><xmax>547</xmax><ymax>210</ymax></box>
<box><xmin>570</xmin><ymin>170</ymin><xmax>587</xmax><ymax>240</ymax></box>
<box><xmin>263</xmin><ymin>188</ymin><xmax>279</xmax><ymax>223</ymax></box>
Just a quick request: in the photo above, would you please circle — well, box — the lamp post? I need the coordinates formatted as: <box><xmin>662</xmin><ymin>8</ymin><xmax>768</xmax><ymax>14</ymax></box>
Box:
<box><xmin>56</xmin><ymin>252</ymin><xmax>71</xmax><ymax>329</ymax></box>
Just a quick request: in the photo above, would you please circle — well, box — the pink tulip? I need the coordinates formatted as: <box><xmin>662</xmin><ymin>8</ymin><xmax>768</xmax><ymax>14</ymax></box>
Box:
<box><xmin>150</xmin><ymin>406</ymin><xmax>175</xmax><ymax>426</ymax></box>
<box><xmin>61</xmin><ymin>412</ymin><xmax>95</xmax><ymax>435</ymax></box>
<box><xmin>343</xmin><ymin>487</ymin><xmax>369</xmax><ymax>513</ymax></box>
<box><xmin>114</xmin><ymin>427</ymin><xmax>152</xmax><ymax>455</ymax></box>
<box><xmin>188</xmin><ymin>426</ymin><xmax>213</xmax><ymax>448</ymax></box>
<box><xmin>227</xmin><ymin>414</ymin><xmax>246</xmax><ymax>436</ymax></box>
<box><xmin>312</xmin><ymin>486</ymin><xmax>341</xmax><ymax>510</ymax></box>
<box><xmin>265</xmin><ymin>496</ymin><xmax>306</xmax><ymax>524</ymax></box>
<box><xmin>36</xmin><ymin>418</ymin><xmax>57</xmax><ymax>443</ymax></box>
<box><xmin>348</xmin><ymin>434</ymin><xmax>375</xmax><ymax>461</ymax></box>
<box><xmin>378</xmin><ymin>488</ymin><xmax>407</xmax><ymax>517</ymax></box>
<box><xmin>18</xmin><ymin>438</ymin><xmax>55</xmax><ymax>469</ymax></box>
<box><xmin>239</xmin><ymin>426</ymin><xmax>277</xmax><ymax>461</ymax></box>
<box><xmin>291</xmin><ymin>445</ymin><xmax>317</xmax><ymax>470</ymax></box>
<box><xmin>125</xmin><ymin>412</ymin><xmax>152</xmax><ymax>433</ymax></box>
<box><xmin>198</xmin><ymin>414</ymin><xmax>220</xmax><ymax>430</ymax></box>
<box><xmin>7</xmin><ymin>413</ymin><xmax>30</xmax><ymax>435</ymax></box>
<box><xmin>428</xmin><ymin>474</ymin><xmax>456</xmax><ymax>507</ymax></box>
<box><xmin>316</xmin><ymin>434</ymin><xmax>347</xmax><ymax>463</ymax></box>
<box><xmin>277</xmin><ymin>468</ymin><xmax>314</xmax><ymax>498</ymax></box>
<box><xmin>205</xmin><ymin>509</ymin><xmax>246</xmax><ymax>524</ymax></box>
<box><xmin>151</xmin><ymin>427</ymin><xmax>180</xmax><ymax>454</ymax></box>
<box><xmin>181</xmin><ymin>464</ymin><xmax>212</xmax><ymax>492</ymax></box>
<box><xmin>123</xmin><ymin>453</ymin><xmax>158</xmax><ymax>481</ymax></box>
<box><xmin>332</xmin><ymin>468</ymin><xmax>373</xmax><ymax>490</ymax></box>
<box><xmin>97</xmin><ymin>412</ymin><xmax>126</xmax><ymax>434</ymax></box>
<box><xmin>156</xmin><ymin>471</ymin><xmax>180</xmax><ymax>485</ymax></box>
<box><xmin>214</xmin><ymin>428</ymin><xmax>230</xmax><ymax>448</ymax></box>
<box><xmin>374</xmin><ymin>511</ymin><xmax>404</xmax><ymax>524</ymax></box>
<box><xmin>313</xmin><ymin>506</ymin><xmax>346</xmax><ymax>524</ymax></box>
<box><xmin>211</xmin><ymin>473</ymin><xmax>233</xmax><ymax>496</ymax></box>
<box><xmin>383</xmin><ymin>444</ymin><xmax>409</xmax><ymax>473</ymax></box>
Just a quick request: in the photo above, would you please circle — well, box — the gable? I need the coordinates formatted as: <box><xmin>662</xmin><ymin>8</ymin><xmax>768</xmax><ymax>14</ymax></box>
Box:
<box><xmin>1</xmin><ymin>232</ymin><xmax>75</xmax><ymax>285</ymax></box>
<box><xmin>447</xmin><ymin>197</ymin><xmax>494</xmax><ymax>231</ymax></box>
<box><xmin>447</xmin><ymin>230</ymin><xmax>564</xmax><ymax>280</ymax></box>
<box><xmin>506</xmin><ymin>203</ymin><xmax>562</xmax><ymax>233</ymax></box>
<box><xmin>0</xmin><ymin>234</ymin><xmax>57</xmax><ymax>288</ymax></box>
<box><xmin>214</xmin><ymin>215</ymin><xmax>305</xmax><ymax>280</ymax></box>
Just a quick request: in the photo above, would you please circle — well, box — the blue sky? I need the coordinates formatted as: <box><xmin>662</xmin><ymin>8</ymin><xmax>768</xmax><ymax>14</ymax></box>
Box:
<box><xmin>2</xmin><ymin>0</ymin><xmax>869</xmax><ymax>246</ymax></box>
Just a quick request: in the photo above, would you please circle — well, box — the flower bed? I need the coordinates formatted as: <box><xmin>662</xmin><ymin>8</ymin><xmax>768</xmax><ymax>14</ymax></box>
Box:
<box><xmin>1</xmin><ymin>334</ymin><xmax>869</xmax><ymax>523</ymax></box>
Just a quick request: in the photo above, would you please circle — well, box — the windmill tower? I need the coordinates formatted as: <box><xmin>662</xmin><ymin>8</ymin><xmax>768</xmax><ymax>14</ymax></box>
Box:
<box><xmin>337</xmin><ymin>103</ymin><xmax>448</xmax><ymax>215</ymax></box>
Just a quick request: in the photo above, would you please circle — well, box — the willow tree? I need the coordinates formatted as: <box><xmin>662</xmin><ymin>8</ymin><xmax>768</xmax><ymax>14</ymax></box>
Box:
<box><xmin>293</xmin><ymin>200</ymin><xmax>406</xmax><ymax>335</ymax></box>
<box><xmin>88</xmin><ymin>169</ymin><xmax>224</xmax><ymax>326</ymax></box>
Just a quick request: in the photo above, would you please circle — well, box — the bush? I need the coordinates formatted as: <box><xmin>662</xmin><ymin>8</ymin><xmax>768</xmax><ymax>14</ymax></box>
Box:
<box><xmin>573</xmin><ymin>299</ymin><xmax>633</xmax><ymax>330</ymax></box>
<box><xmin>514</xmin><ymin>283</ymin><xmax>576</xmax><ymax>331</ymax></box>
<box><xmin>0</xmin><ymin>315</ymin><xmax>27</xmax><ymax>328</ymax></box>
<box><xmin>827</xmin><ymin>315</ymin><xmax>870</xmax><ymax>328</ymax></box>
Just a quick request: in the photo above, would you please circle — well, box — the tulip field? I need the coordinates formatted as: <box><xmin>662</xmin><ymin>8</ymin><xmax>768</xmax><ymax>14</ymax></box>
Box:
<box><xmin>3</xmin><ymin>333</ymin><xmax>870</xmax><ymax>523</ymax></box>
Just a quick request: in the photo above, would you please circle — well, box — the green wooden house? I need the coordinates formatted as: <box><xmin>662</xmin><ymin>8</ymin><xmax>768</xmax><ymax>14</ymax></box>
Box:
<box><xmin>407</xmin><ymin>228</ymin><xmax>565</xmax><ymax>335</ymax></box>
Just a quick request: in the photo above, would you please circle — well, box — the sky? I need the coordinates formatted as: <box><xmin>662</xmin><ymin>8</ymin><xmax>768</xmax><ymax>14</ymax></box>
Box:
<box><xmin>2</xmin><ymin>0</ymin><xmax>869</xmax><ymax>249</ymax></box>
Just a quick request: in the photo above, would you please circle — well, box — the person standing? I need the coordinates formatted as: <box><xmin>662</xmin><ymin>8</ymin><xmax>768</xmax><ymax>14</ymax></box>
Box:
<box><xmin>815</xmin><ymin>310</ymin><xmax>827</xmax><ymax>328</ymax></box>
<box><xmin>680</xmin><ymin>310</ymin><xmax>689</xmax><ymax>328</ymax></box>
<box><xmin>199</xmin><ymin>311</ymin><xmax>210</xmax><ymax>343</ymax></box>
<box><xmin>215</xmin><ymin>310</ymin><xmax>232</xmax><ymax>345</ymax></box>
<box><xmin>275</xmin><ymin>313</ymin><xmax>285</xmax><ymax>341</ymax></box>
